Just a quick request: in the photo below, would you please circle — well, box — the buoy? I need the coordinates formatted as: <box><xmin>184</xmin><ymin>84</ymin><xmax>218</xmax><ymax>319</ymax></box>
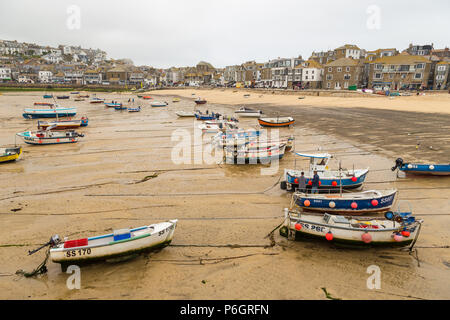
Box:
<box><xmin>351</xmin><ymin>202</ymin><xmax>358</xmax><ymax>209</ymax></box>
<box><xmin>318</xmin><ymin>181</ymin><xmax>322</xmax><ymax>186</ymax></box>
<box><xmin>351</xmin><ymin>176</ymin><xmax>357</xmax><ymax>182</ymax></box>
<box><xmin>401</xmin><ymin>230</ymin><xmax>410</xmax><ymax>237</ymax></box>
<box><xmin>361</xmin><ymin>233</ymin><xmax>372</xmax><ymax>243</ymax></box>
<box><xmin>371</xmin><ymin>199</ymin><xmax>378</xmax><ymax>206</ymax></box>
<box><xmin>294</xmin><ymin>178</ymin><xmax>299</xmax><ymax>183</ymax></box>
<box><xmin>304</xmin><ymin>200</ymin><xmax>310</xmax><ymax>207</ymax></box>
<box><xmin>325</xmin><ymin>232</ymin><xmax>333</xmax><ymax>241</ymax></box>
<box><xmin>295</xmin><ymin>223</ymin><xmax>302</xmax><ymax>231</ymax></box>
<box><xmin>308</xmin><ymin>181</ymin><xmax>312</xmax><ymax>185</ymax></box>
<box><xmin>393</xmin><ymin>233</ymin><xmax>403</xmax><ymax>242</ymax></box>
<box><xmin>429</xmin><ymin>165</ymin><xmax>434</xmax><ymax>170</ymax></box>
<box><xmin>407</xmin><ymin>164</ymin><xmax>413</xmax><ymax>169</ymax></box>
<box><xmin>332</xmin><ymin>181</ymin><xmax>337</xmax><ymax>186</ymax></box>
<box><xmin>329</xmin><ymin>201</ymin><xmax>336</xmax><ymax>208</ymax></box>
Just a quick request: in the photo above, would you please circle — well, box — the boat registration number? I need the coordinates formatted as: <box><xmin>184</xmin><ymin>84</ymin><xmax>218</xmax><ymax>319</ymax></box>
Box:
<box><xmin>158</xmin><ymin>225</ymin><xmax>174</xmax><ymax>237</ymax></box>
<box><xmin>65</xmin><ymin>248</ymin><xmax>92</xmax><ymax>258</ymax></box>
<box><xmin>297</xmin><ymin>223</ymin><xmax>325</xmax><ymax>233</ymax></box>
<box><xmin>380</xmin><ymin>195</ymin><xmax>394</xmax><ymax>204</ymax></box>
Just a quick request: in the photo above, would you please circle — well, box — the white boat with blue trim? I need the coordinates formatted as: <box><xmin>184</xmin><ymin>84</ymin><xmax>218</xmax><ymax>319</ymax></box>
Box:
<box><xmin>49</xmin><ymin>220</ymin><xmax>177</xmax><ymax>270</ymax></box>
<box><xmin>22</xmin><ymin>107</ymin><xmax>77</xmax><ymax>119</ymax></box>
<box><xmin>16</xmin><ymin>130</ymin><xmax>83</xmax><ymax>145</ymax></box>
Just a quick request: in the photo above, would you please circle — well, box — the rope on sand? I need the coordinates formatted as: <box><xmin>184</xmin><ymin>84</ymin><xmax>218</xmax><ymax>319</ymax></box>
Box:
<box><xmin>15</xmin><ymin>249</ymin><xmax>50</xmax><ymax>278</ymax></box>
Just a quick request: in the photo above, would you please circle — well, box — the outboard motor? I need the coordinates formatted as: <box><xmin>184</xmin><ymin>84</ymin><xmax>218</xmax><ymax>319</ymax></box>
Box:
<box><xmin>391</xmin><ymin>158</ymin><xmax>404</xmax><ymax>171</ymax></box>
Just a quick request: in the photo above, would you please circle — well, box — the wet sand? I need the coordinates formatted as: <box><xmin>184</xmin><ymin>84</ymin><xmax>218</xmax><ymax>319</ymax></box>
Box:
<box><xmin>0</xmin><ymin>91</ymin><xmax>449</xmax><ymax>300</ymax></box>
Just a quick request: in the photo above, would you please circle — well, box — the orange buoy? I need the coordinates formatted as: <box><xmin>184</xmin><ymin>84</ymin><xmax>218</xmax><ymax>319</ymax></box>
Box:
<box><xmin>332</xmin><ymin>181</ymin><xmax>337</xmax><ymax>186</ymax></box>
<box><xmin>325</xmin><ymin>232</ymin><xmax>333</xmax><ymax>241</ymax></box>
<box><xmin>308</xmin><ymin>181</ymin><xmax>312</xmax><ymax>186</ymax></box>
<box><xmin>304</xmin><ymin>200</ymin><xmax>310</xmax><ymax>207</ymax></box>
<box><xmin>294</xmin><ymin>178</ymin><xmax>299</xmax><ymax>183</ymax></box>
<box><xmin>351</xmin><ymin>176</ymin><xmax>357</xmax><ymax>182</ymax></box>
<box><xmin>371</xmin><ymin>199</ymin><xmax>378</xmax><ymax>206</ymax></box>
<box><xmin>295</xmin><ymin>223</ymin><xmax>302</xmax><ymax>231</ymax></box>
<box><xmin>401</xmin><ymin>230</ymin><xmax>410</xmax><ymax>237</ymax></box>
<box><xmin>351</xmin><ymin>202</ymin><xmax>358</xmax><ymax>209</ymax></box>
<box><xmin>361</xmin><ymin>233</ymin><xmax>372</xmax><ymax>243</ymax></box>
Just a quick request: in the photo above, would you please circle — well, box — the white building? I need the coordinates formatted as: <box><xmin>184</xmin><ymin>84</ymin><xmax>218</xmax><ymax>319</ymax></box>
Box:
<box><xmin>38</xmin><ymin>70</ymin><xmax>53</xmax><ymax>83</ymax></box>
<box><xmin>335</xmin><ymin>44</ymin><xmax>361</xmax><ymax>60</ymax></box>
<box><xmin>0</xmin><ymin>67</ymin><xmax>12</xmax><ymax>81</ymax></box>
<box><xmin>64</xmin><ymin>71</ymin><xmax>84</xmax><ymax>84</ymax></box>
<box><xmin>43</xmin><ymin>53</ymin><xmax>63</xmax><ymax>64</ymax></box>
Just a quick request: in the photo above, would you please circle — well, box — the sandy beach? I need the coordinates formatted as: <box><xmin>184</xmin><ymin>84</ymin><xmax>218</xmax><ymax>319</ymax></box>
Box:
<box><xmin>0</xmin><ymin>90</ymin><xmax>449</xmax><ymax>300</ymax></box>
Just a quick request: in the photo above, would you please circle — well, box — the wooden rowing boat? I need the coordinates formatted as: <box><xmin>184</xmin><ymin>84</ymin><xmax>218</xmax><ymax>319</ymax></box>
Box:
<box><xmin>258</xmin><ymin>117</ymin><xmax>294</xmax><ymax>127</ymax></box>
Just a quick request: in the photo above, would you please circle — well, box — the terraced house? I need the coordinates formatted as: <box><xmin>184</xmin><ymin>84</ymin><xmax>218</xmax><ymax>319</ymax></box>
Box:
<box><xmin>368</xmin><ymin>54</ymin><xmax>432</xmax><ymax>90</ymax></box>
<box><xmin>433</xmin><ymin>61</ymin><xmax>450</xmax><ymax>90</ymax></box>
<box><xmin>323</xmin><ymin>58</ymin><xmax>364</xmax><ymax>90</ymax></box>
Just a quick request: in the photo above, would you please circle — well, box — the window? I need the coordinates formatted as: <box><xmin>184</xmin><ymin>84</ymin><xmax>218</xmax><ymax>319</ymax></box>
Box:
<box><xmin>328</xmin><ymin>67</ymin><xmax>332</xmax><ymax>72</ymax></box>
<box><xmin>375</xmin><ymin>64</ymin><xmax>382</xmax><ymax>70</ymax></box>
<box><xmin>415</xmin><ymin>73</ymin><xmax>422</xmax><ymax>79</ymax></box>
<box><xmin>389</xmin><ymin>74</ymin><xmax>394</xmax><ymax>79</ymax></box>
<box><xmin>399</xmin><ymin>65</ymin><xmax>410</xmax><ymax>72</ymax></box>
<box><xmin>436</xmin><ymin>75</ymin><xmax>445</xmax><ymax>80</ymax></box>
<box><xmin>346</xmin><ymin>67</ymin><xmax>350</xmax><ymax>72</ymax></box>
<box><xmin>344</xmin><ymin>82</ymin><xmax>349</xmax><ymax>88</ymax></box>
<box><xmin>416</xmin><ymin>64</ymin><xmax>424</xmax><ymax>69</ymax></box>
<box><xmin>337</xmin><ymin>67</ymin><xmax>342</xmax><ymax>72</ymax></box>
<box><xmin>374</xmin><ymin>73</ymin><xmax>382</xmax><ymax>79</ymax></box>
<box><xmin>437</xmin><ymin>65</ymin><xmax>447</xmax><ymax>71</ymax></box>
<box><xmin>327</xmin><ymin>82</ymin><xmax>331</xmax><ymax>88</ymax></box>
<box><xmin>344</xmin><ymin>74</ymin><xmax>351</xmax><ymax>80</ymax></box>
<box><xmin>326</xmin><ymin>74</ymin><xmax>333</xmax><ymax>80</ymax></box>
<box><xmin>390</xmin><ymin>65</ymin><xmax>396</xmax><ymax>70</ymax></box>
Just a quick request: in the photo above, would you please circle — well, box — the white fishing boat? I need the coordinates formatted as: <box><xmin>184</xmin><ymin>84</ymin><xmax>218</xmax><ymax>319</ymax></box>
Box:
<box><xmin>176</xmin><ymin>111</ymin><xmax>195</xmax><ymax>117</ymax></box>
<box><xmin>49</xmin><ymin>220</ymin><xmax>178</xmax><ymax>270</ymax></box>
<box><xmin>199</xmin><ymin>122</ymin><xmax>239</xmax><ymax>133</ymax></box>
<box><xmin>151</xmin><ymin>101</ymin><xmax>168</xmax><ymax>107</ymax></box>
<box><xmin>16</xmin><ymin>130</ymin><xmax>83</xmax><ymax>145</ymax></box>
<box><xmin>234</xmin><ymin>106</ymin><xmax>263</xmax><ymax>117</ymax></box>
<box><xmin>212</xmin><ymin>131</ymin><xmax>294</xmax><ymax>151</ymax></box>
<box><xmin>224</xmin><ymin>142</ymin><xmax>287</xmax><ymax>164</ymax></box>
<box><xmin>280</xmin><ymin>207</ymin><xmax>422</xmax><ymax>247</ymax></box>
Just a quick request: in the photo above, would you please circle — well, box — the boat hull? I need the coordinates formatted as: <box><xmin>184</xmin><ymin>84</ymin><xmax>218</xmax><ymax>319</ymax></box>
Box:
<box><xmin>258</xmin><ymin>118</ymin><xmax>295</xmax><ymax>127</ymax></box>
<box><xmin>399</xmin><ymin>163</ymin><xmax>450</xmax><ymax>176</ymax></box>
<box><xmin>23</xmin><ymin>107</ymin><xmax>77</xmax><ymax>119</ymax></box>
<box><xmin>295</xmin><ymin>190</ymin><xmax>397</xmax><ymax>215</ymax></box>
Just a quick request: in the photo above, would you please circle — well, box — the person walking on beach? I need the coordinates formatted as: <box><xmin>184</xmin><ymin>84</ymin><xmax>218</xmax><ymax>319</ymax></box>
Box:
<box><xmin>311</xmin><ymin>170</ymin><xmax>320</xmax><ymax>194</ymax></box>
<box><xmin>298</xmin><ymin>172</ymin><xmax>306</xmax><ymax>193</ymax></box>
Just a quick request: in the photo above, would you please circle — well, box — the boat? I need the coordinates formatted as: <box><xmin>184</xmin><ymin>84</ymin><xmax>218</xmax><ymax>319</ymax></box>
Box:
<box><xmin>128</xmin><ymin>106</ymin><xmax>141</xmax><ymax>112</ymax></box>
<box><xmin>258</xmin><ymin>116</ymin><xmax>295</xmax><ymax>127</ymax></box>
<box><xmin>280</xmin><ymin>206</ymin><xmax>423</xmax><ymax>247</ymax></box>
<box><xmin>114</xmin><ymin>105</ymin><xmax>128</xmax><ymax>111</ymax></box>
<box><xmin>281</xmin><ymin>153</ymin><xmax>369</xmax><ymax>192</ymax></box>
<box><xmin>194</xmin><ymin>98</ymin><xmax>207</xmax><ymax>104</ymax></box>
<box><xmin>78</xmin><ymin>94</ymin><xmax>90</xmax><ymax>98</ymax></box>
<box><xmin>234</xmin><ymin>106</ymin><xmax>263</xmax><ymax>117</ymax></box>
<box><xmin>142</xmin><ymin>96</ymin><xmax>152</xmax><ymax>100</ymax></box>
<box><xmin>49</xmin><ymin>220</ymin><xmax>177</xmax><ymax>270</ymax></box>
<box><xmin>70</xmin><ymin>92</ymin><xmax>80</xmax><ymax>94</ymax></box>
<box><xmin>294</xmin><ymin>189</ymin><xmax>397</xmax><ymax>215</ymax></box>
<box><xmin>176</xmin><ymin>111</ymin><xmax>195</xmax><ymax>117</ymax></box>
<box><xmin>0</xmin><ymin>146</ymin><xmax>22</xmax><ymax>163</ymax></box>
<box><xmin>104</xmin><ymin>102</ymin><xmax>123</xmax><ymax>108</ymax></box>
<box><xmin>74</xmin><ymin>98</ymin><xmax>85</xmax><ymax>102</ymax></box>
<box><xmin>37</xmin><ymin>117</ymin><xmax>88</xmax><ymax>130</ymax></box>
<box><xmin>195</xmin><ymin>112</ymin><xmax>216</xmax><ymax>120</ymax></box>
<box><xmin>151</xmin><ymin>101</ymin><xmax>168</xmax><ymax>107</ymax></box>
<box><xmin>224</xmin><ymin>142</ymin><xmax>287</xmax><ymax>164</ymax></box>
<box><xmin>199</xmin><ymin>122</ymin><xmax>239</xmax><ymax>134</ymax></box>
<box><xmin>16</xmin><ymin>130</ymin><xmax>83</xmax><ymax>145</ymax></box>
<box><xmin>43</xmin><ymin>94</ymin><xmax>53</xmax><ymax>99</ymax></box>
<box><xmin>90</xmin><ymin>97</ymin><xmax>105</xmax><ymax>104</ymax></box>
<box><xmin>56</xmin><ymin>95</ymin><xmax>70</xmax><ymax>99</ymax></box>
<box><xmin>392</xmin><ymin>158</ymin><xmax>450</xmax><ymax>176</ymax></box>
<box><xmin>172</xmin><ymin>98</ymin><xmax>181</xmax><ymax>102</ymax></box>
<box><xmin>212</xmin><ymin>131</ymin><xmax>294</xmax><ymax>151</ymax></box>
<box><xmin>22</xmin><ymin>107</ymin><xmax>77</xmax><ymax>119</ymax></box>
<box><xmin>34</xmin><ymin>102</ymin><xmax>54</xmax><ymax>106</ymax></box>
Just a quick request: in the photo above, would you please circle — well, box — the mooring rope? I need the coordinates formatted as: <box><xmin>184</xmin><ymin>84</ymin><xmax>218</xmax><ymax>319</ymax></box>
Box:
<box><xmin>15</xmin><ymin>249</ymin><xmax>50</xmax><ymax>278</ymax></box>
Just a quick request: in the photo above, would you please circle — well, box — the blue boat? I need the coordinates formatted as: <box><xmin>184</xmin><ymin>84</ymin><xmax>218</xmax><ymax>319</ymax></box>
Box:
<box><xmin>392</xmin><ymin>158</ymin><xmax>450</xmax><ymax>176</ymax></box>
<box><xmin>294</xmin><ymin>189</ymin><xmax>397</xmax><ymax>215</ymax></box>
<box><xmin>114</xmin><ymin>106</ymin><xmax>128</xmax><ymax>110</ymax></box>
<box><xmin>195</xmin><ymin>112</ymin><xmax>217</xmax><ymax>120</ymax></box>
<box><xmin>104</xmin><ymin>102</ymin><xmax>123</xmax><ymax>108</ymax></box>
<box><xmin>43</xmin><ymin>94</ymin><xmax>53</xmax><ymax>99</ymax></box>
<box><xmin>281</xmin><ymin>153</ymin><xmax>369</xmax><ymax>192</ymax></box>
<box><xmin>128</xmin><ymin>106</ymin><xmax>141</xmax><ymax>112</ymax></box>
<box><xmin>22</xmin><ymin>107</ymin><xmax>77</xmax><ymax>119</ymax></box>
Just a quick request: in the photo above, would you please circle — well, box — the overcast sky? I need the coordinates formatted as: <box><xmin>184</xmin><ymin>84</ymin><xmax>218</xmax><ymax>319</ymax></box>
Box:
<box><xmin>1</xmin><ymin>0</ymin><xmax>449</xmax><ymax>68</ymax></box>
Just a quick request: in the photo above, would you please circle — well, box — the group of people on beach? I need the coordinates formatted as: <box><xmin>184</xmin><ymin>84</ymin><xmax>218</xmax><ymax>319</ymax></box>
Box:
<box><xmin>296</xmin><ymin>170</ymin><xmax>320</xmax><ymax>194</ymax></box>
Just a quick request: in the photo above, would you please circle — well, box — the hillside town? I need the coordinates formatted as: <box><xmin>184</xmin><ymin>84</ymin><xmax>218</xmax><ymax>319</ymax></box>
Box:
<box><xmin>0</xmin><ymin>39</ymin><xmax>449</xmax><ymax>91</ymax></box>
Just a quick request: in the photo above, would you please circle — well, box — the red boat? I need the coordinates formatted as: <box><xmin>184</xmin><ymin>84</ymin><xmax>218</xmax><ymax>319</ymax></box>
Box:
<box><xmin>142</xmin><ymin>96</ymin><xmax>152</xmax><ymax>100</ymax></box>
<box><xmin>34</xmin><ymin>102</ymin><xmax>54</xmax><ymax>106</ymax></box>
<box><xmin>258</xmin><ymin>117</ymin><xmax>295</xmax><ymax>127</ymax></box>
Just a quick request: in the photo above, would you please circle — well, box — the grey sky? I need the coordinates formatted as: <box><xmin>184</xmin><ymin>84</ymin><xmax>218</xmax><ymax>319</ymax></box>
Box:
<box><xmin>1</xmin><ymin>0</ymin><xmax>449</xmax><ymax>68</ymax></box>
